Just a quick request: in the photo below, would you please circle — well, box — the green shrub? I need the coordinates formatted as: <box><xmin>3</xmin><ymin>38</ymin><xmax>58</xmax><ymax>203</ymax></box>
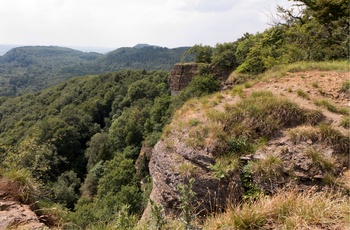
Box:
<box><xmin>177</xmin><ymin>178</ymin><xmax>196</xmax><ymax>230</ymax></box>
<box><xmin>229</xmin><ymin>137</ymin><xmax>254</xmax><ymax>155</ymax></box>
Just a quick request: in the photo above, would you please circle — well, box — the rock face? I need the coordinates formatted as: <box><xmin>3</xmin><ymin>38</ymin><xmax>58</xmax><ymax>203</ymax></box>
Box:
<box><xmin>0</xmin><ymin>200</ymin><xmax>46</xmax><ymax>230</ymax></box>
<box><xmin>0</xmin><ymin>179</ymin><xmax>47</xmax><ymax>230</ymax></box>
<box><xmin>168</xmin><ymin>63</ymin><xmax>230</xmax><ymax>94</ymax></box>
<box><xmin>147</xmin><ymin>131</ymin><xmax>243</xmax><ymax>218</ymax></box>
<box><xmin>168</xmin><ymin>63</ymin><xmax>199</xmax><ymax>94</ymax></box>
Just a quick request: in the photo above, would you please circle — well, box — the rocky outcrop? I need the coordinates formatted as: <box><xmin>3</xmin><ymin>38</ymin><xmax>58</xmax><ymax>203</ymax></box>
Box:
<box><xmin>168</xmin><ymin>63</ymin><xmax>230</xmax><ymax>94</ymax></box>
<box><xmin>147</xmin><ymin>129</ymin><xmax>243</xmax><ymax>219</ymax></box>
<box><xmin>0</xmin><ymin>200</ymin><xmax>47</xmax><ymax>230</ymax></box>
<box><xmin>168</xmin><ymin>63</ymin><xmax>199</xmax><ymax>94</ymax></box>
<box><xmin>144</xmin><ymin>70</ymin><xmax>350</xmax><ymax>221</ymax></box>
<box><xmin>0</xmin><ymin>179</ymin><xmax>47</xmax><ymax>230</ymax></box>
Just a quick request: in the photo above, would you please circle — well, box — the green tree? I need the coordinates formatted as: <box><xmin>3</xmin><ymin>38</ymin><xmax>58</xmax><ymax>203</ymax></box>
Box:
<box><xmin>212</xmin><ymin>42</ymin><xmax>239</xmax><ymax>71</ymax></box>
<box><xmin>52</xmin><ymin>170</ymin><xmax>81</xmax><ymax>209</ymax></box>
<box><xmin>85</xmin><ymin>132</ymin><xmax>111</xmax><ymax>170</ymax></box>
<box><xmin>185</xmin><ymin>44</ymin><xmax>213</xmax><ymax>63</ymax></box>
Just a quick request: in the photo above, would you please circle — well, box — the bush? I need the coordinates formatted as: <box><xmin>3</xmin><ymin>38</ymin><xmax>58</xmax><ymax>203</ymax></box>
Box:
<box><xmin>171</xmin><ymin>74</ymin><xmax>220</xmax><ymax>110</ymax></box>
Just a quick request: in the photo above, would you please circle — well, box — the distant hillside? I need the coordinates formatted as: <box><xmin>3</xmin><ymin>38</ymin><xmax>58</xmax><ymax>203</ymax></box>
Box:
<box><xmin>68</xmin><ymin>46</ymin><xmax>192</xmax><ymax>75</ymax></box>
<box><xmin>0</xmin><ymin>46</ymin><xmax>102</xmax><ymax>96</ymax></box>
<box><xmin>0</xmin><ymin>45</ymin><xmax>191</xmax><ymax>96</ymax></box>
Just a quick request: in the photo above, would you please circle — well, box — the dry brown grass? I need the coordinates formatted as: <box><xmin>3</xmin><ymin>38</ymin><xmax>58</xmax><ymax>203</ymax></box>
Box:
<box><xmin>203</xmin><ymin>189</ymin><xmax>350</xmax><ymax>230</ymax></box>
<box><xmin>289</xmin><ymin>126</ymin><xmax>320</xmax><ymax>143</ymax></box>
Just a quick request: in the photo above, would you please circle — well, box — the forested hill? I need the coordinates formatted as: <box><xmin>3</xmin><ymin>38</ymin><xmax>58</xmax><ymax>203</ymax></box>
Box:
<box><xmin>0</xmin><ymin>45</ymin><xmax>191</xmax><ymax>96</ymax></box>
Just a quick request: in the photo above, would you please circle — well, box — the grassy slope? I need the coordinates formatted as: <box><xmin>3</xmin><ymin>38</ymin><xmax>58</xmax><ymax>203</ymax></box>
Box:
<box><xmin>143</xmin><ymin>61</ymin><xmax>350</xmax><ymax>229</ymax></box>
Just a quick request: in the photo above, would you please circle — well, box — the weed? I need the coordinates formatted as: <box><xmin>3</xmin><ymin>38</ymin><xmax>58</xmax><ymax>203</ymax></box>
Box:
<box><xmin>269</xmin><ymin>60</ymin><xmax>349</xmax><ymax>73</ymax></box>
<box><xmin>305</xmin><ymin>109</ymin><xmax>325</xmax><ymax>125</ymax></box>
<box><xmin>229</xmin><ymin>137</ymin><xmax>254</xmax><ymax>155</ymax></box>
<box><xmin>164</xmin><ymin>138</ymin><xmax>175</xmax><ymax>150</ymax></box>
<box><xmin>323</xmin><ymin>172</ymin><xmax>337</xmax><ymax>185</ymax></box>
<box><xmin>149</xmin><ymin>199</ymin><xmax>167</xmax><ymax>230</ymax></box>
<box><xmin>2</xmin><ymin>168</ymin><xmax>39</xmax><ymax>204</ymax></box>
<box><xmin>177</xmin><ymin>178</ymin><xmax>196</xmax><ymax>230</ymax></box>
<box><xmin>241</xmin><ymin>163</ymin><xmax>264</xmax><ymax>201</ymax></box>
<box><xmin>185</xmin><ymin>125</ymin><xmax>208</xmax><ymax>148</ymax></box>
<box><xmin>209</xmin><ymin>156</ymin><xmax>239</xmax><ymax>180</ymax></box>
<box><xmin>162</xmin><ymin>124</ymin><xmax>172</xmax><ymax>138</ymax></box>
<box><xmin>114</xmin><ymin>205</ymin><xmax>138</xmax><ymax>230</ymax></box>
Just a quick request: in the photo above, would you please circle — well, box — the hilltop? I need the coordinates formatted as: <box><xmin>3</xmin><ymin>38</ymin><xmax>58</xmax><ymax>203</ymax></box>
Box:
<box><xmin>0</xmin><ymin>45</ymin><xmax>191</xmax><ymax>96</ymax></box>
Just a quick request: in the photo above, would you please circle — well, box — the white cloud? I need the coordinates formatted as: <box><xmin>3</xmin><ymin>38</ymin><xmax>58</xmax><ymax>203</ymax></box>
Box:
<box><xmin>167</xmin><ymin>0</ymin><xmax>237</xmax><ymax>12</ymax></box>
<box><xmin>0</xmin><ymin>0</ymin><xmax>294</xmax><ymax>49</ymax></box>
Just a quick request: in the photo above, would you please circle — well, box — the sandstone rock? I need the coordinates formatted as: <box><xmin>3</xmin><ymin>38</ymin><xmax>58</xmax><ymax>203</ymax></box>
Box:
<box><xmin>0</xmin><ymin>179</ymin><xmax>47</xmax><ymax>230</ymax></box>
<box><xmin>146</xmin><ymin>138</ymin><xmax>243</xmax><ymax>219</ymax></box>
<box><xmin>168</xmin><ymin>63</ymin><xmax>230</xmax><ymax>94</ymax></box>
<box><xmin>168</xmin><ymin>63</ymin><xmax>199</xmax><ymax>94</ymax></box>
<box><xmin>0</xmin><ymin>200</ymin><xmax>47</xmax><ymax>230</ymax></box>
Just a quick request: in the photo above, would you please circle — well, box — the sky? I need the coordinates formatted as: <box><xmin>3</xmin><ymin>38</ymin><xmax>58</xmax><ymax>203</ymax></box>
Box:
<box><xmin>0</xmin><ymin>0</ymin><xmax>294</xmax><ymax>51</ymax></box>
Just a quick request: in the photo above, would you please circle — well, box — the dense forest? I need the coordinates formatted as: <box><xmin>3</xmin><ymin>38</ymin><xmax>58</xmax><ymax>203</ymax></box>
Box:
<box><xmin>0</xmin><ymin>0</ymin><xmax>348</xmax><ymax>229</ymax></box>
<box><xmin>0</xmin><ymin>45</ymin><xmax>191</xmax><ymax>96</ymax></box>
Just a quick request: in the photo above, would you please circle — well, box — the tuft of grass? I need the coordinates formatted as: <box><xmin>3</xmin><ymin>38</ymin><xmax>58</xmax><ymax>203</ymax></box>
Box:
<box><xmin>231</xmin><ymin>85</ymin><xmax>245</xmax><ymax>97</ymax></box>
<box><xmin>178</xmin><ymin>162</ymin><xmax>200</xmax><ymax>179</ymax></box>
<box><xmin>314</xmin><ymin>99</ymin><xmax>349</xmax><ymax>115</ymax></box>
<box><xmin>289</xmin><ymin>126</ymin><xmax>319</xmax><ymax>143</ymax></box>
<box><xmin>270</xmin><ymin>60</ymin><xmax>350</xmax><ymax>73</ymax></box>
<box><xmin>340</xmin><ymin>80</ymin><xmax>350</xmax><ymax>93</ymax></box>
<box><xmin>225</xmin><ymin>91</ymin><xmax>321</xmax><ymax>138</ymax></box>
<box><xmin>2</xmin><ymin>168</ymin><xmax>40</xmax><ymax>204</ymax></box>
<box><xmin>249</xmin><ymin>154</ymin><xmax>284</xmax><ymax>179</ymax></box>
<box><xmin>319</xmin><ymin>124</ymin><xmax>349</xmax><ymax>154</ymax></box>
<box><xmin>188</xmin><ymin>118</ymin><xmax>201</xmax><ymax>127</ymax></box>
<box><xmin>203</xmin><ymin>189</ymin><xmax>350</xmax><ymax>230</ymax></box>
<box><xmin>306</xmin><ymin>148</ymin><xmax>335</xmax><ymax>171</ymax></box>
<box><xmin>340</xmin><ymin>115</ymin><xmax>350</xmax><ymax>128</ymax></box>
<box><xmin>296</xmin><ymin>89</ymin><xmax>310</xmax><ymax>100</ymax></box>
